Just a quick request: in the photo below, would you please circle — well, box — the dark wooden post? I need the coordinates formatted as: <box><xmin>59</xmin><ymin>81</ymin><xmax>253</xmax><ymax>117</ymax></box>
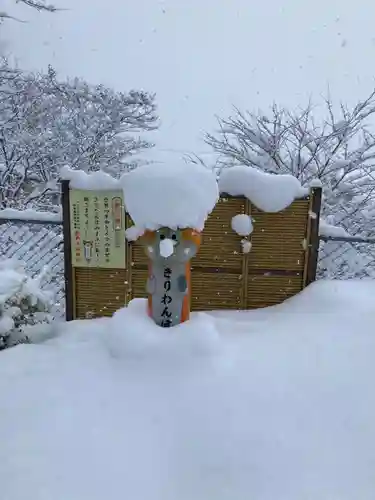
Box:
<box><xmin>305</xmin><ymin>186</ymin><xmax>322</xmax><ymax>286</ymax></box>
<box><xmin>61</xmin><ymin>180</ymin><xmax>74</xmax><ymax>321</ymax></box>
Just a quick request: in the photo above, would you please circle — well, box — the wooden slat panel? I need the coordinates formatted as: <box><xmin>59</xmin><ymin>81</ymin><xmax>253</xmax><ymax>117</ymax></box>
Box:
<box><xmin>131</xmin><ymin>267</ymin><xmax>148</xmax><ymax>299</ymax></box>
<box><xmin>125</xmin><ymin>195</ymin><xmax>310</xmax><ymax>313</ymax></box>
<box><xmin>74</xmin><ymin>268</ymin><xmax>128</xmax><ymax>319</ymax></box>
<box><xmin>248</xmin><ymin>199</ymin><xmax>309</xmax><ymax>271</ymax></box>
<box><xmin>247</xmin><ymin>274</ymin><xmax>303</xmax><ymax>309</ymax></box>
<box><xmin>131</xmin><ymin>242</ymin><xmax>149</xmax><ymax>266</ymax></box>
<box><xmin>191</xmin><ymin>272</ymin><xmax>244</xmax><ymax>311</ymax></box>
<box><xmin>192</xmin><ymin>196</ymin><xmax>246</xmax><ymax>270</ymax></box>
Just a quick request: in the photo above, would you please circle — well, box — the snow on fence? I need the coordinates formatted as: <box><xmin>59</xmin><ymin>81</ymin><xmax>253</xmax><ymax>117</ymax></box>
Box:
<box><xmin>3</xmin><ymin>197</ymin><xmax>374</xmax><ymax>323</ymax></box>
<box><xmin>63</xmin><ymin>188</ymin><xmax>322</xmax><ymax>320</ymax></box>
<box><xmin>0</xmin><ymin>214</ymin><xmax>65</xmax><ymax>318</ymax></box>
<box><xmin>130</xmin><ymin>194</ymin><xmax>320</xmax><ymax>310</ymax></box>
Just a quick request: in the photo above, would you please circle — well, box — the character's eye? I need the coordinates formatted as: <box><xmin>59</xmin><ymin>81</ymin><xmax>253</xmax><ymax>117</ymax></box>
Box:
<box><xmin>160</xmin><ymin>234</ymin><xmax>165</xmax><ymax>240</ymax></box>
<box><xmin>171</xmin><ymin>234</ymin><xmax>177</xmax><ymax>241</ymax></box>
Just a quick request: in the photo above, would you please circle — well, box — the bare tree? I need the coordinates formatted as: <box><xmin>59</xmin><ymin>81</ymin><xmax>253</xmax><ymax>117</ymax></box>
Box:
<box><xmin>0</xmin><ymin>62</ymin><xmax>158</xmax><ymax>210</ymax></box>
<box><xmin>206</xmin><ymin>93</ymin><xmax>375</xmax><ymax>235</ymax></box>
<box><xmin>0</xmin><ymin>0</ymin><xmax>58</xmax><ymax>22</ymax></box>
<box><xmin>15</xmin><ymin>1</ymin><xmax>57</xmax><ymax>12</ymax></box>
<box><xmin>206</xmin><ymin>93</ymin><xmax>375</xmax><ymax>278</ymax></box>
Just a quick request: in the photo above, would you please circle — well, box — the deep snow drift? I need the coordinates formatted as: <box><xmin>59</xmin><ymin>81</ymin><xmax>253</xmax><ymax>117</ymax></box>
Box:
<box><xmin>1</xmin><ymin>280</ymin><xmax>375</xmax><ymax>500</ymax></box>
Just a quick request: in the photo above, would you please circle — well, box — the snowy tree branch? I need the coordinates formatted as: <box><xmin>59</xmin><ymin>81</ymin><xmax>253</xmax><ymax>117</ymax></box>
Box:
<box><xmin>0</xmin><ymin>61</ymin><xmax>159</xmax><ymax>210</ymax></box>
<box><xmin>206</xmin><ymin>90</ymin><xmax>375</xmax><ymax>247</ymax></box>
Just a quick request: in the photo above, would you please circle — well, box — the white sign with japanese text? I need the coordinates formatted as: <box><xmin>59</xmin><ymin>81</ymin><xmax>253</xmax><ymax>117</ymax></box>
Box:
<box><xmin>69</xmin><ymin>189</ymin><xmax>126</xmax><ymax>269</ymax></box>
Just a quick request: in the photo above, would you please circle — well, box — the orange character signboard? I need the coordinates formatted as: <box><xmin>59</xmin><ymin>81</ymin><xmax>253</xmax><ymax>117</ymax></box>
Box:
<box><xmin>140</xmin><ymin>227</ymin><xmax>201</xmax><ymax>327</ymax></box>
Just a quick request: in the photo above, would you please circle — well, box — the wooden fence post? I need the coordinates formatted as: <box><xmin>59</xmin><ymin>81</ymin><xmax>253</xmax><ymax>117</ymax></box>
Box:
<box><xmin>61</xmin><ymin>180</ymin><xmax>74</xmax><ymax>321</ymax></box>
<box><xmin>305</xmin><ymin>187</ymin><xmax>322</xmax><ymax>286</ymax></box>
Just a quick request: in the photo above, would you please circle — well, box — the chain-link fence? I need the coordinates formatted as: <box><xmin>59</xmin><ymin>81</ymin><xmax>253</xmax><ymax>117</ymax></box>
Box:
<box><xmin>318</xmin><ymin>235</ymin><xmax>375</xmax><ymax>279</ymax></box>
<box><xmin>1</xmin><ymin>215</ymin><xmax>375</xmax><ymax>321</ymax></box>
<box><xmin>0</xmin><ymin>216</ymin><xmax>65</xmax><ymax>318</ymax></box>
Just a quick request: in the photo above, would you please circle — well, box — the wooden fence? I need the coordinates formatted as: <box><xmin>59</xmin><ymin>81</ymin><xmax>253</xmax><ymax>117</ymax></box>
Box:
<box><xmin>62</xmin><ymin>182</ymin><xmax>321</xmax><ymax>320</ymax></box>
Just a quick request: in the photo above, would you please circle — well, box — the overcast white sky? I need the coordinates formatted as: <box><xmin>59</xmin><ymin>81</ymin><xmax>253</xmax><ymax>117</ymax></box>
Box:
<box><xmin>3</xmin><ymin>0</ymin><xmax>375</xmax><ymax>163</ymax></box>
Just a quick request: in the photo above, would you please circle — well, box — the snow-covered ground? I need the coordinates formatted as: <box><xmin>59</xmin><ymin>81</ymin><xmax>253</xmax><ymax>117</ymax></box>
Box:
<box><xmin>1</xmin><ymin>279</ymin><xmax>374</xmax><ymax>500</ymax></box>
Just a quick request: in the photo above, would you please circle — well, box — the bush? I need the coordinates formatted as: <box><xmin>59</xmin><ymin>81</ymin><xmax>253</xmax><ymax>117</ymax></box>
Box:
<box><xmin>0</xmin><ymin>259</ymin><xmax>54</xmax><ymax>350</ymax></box>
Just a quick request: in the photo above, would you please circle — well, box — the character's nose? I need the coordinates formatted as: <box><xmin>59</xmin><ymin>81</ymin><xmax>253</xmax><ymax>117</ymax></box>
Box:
<box><xmin>159</xmin><ymin>238</ymin><xmax>176</xmax><ymax>258</ymax></box>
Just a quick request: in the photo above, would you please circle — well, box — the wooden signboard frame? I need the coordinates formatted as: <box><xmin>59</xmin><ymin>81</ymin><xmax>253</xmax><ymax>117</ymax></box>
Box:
<box><xmin>62</xmin><ymin>180</ymin><xmax>127</xmax><ymax>321</ymax></box>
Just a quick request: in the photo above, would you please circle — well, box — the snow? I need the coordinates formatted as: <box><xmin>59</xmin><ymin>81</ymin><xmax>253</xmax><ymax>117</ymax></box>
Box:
<box><xmin>125</xmin><ymin>225</ymin><xmax>145</xmax><ymax>242</ymax></box>
<box><xmin>0</xmin><ymin>315</ymin><xmax>13</xmax><ymax>336</ymax></box>
<box><xmin>0</xmin><ymin>208</ymin><xmax>62</xmax><ymax>223</ymax></box>
<box><xmin>241</xmin><ymin>239</ymin><xmax>252</xmax><ymax>253</ymax></box>
<box><xmin>60</xmin><ymin>165</ymin><xmax>120</xmax><ymax>190</ymax></box>
<box><xmin>231</xmin><ymin>213</ymin><xmax>253</xmax><ymax>236</ymax></box>
<box><xmin>0</xmin><ymin>259</ymin><xmax>52</xmax><ymax>310</ymax></box>
<box><xmin>219</xmin><ymin>166</ymin><xmax>308</xmax><ymax>212</ymax></box>
<box><xmin>309</xmin><ymin>178</ymin><xmax>323</xmax><ymax>188</ymax></box>
<box><xmin>62</xmin><ymin>162</ymin><xmax>219</xmax><ymax>232</ymax></box>
<box><xmin>121</xmin><ymin>161</ymin><xmax>219</xmax><ymax>232</ymax></box>
<box><xmin>0</xmin><ymin>265</ymin><xmax>53</xmax><ymax>348</ymax></box>
<box><xmin>1</xmin><ymin>280</ymin><xmax>375</xmax><ymax>500</ymax></box>
<box><xmin>0</xmin><ymin>263</ymin><xmax>27</xmax><ymax>304</ymax></box>
<box><xmin>308</xmin><ymin>209</ymin><xmax>317</xmax><ymax>219</ymax></box>
<box><xmin>320</xmin><ymin>220</ymin><xmax>349</xmax><ymax>238</ymax></box>
<box><xmin>0</xmin><ymin>259</ymin><xmax>51</xmax><ymax>308</ymax></box>
<box><xmin>0</xmin><ymin>223</ymin><xmax>64</xmax><ymax>319</ymax></box>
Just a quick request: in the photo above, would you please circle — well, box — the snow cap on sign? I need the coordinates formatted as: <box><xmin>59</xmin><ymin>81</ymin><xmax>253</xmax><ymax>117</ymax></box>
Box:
<box><xmin>121</xmin><ymin>161</ymin><xmax>219</xmax><ymax>232</ymax></box>
<box><xmin>60</xmin><ymin>165</ymin><xmax>120</xmax><ymax>190</ymax></box>
<box><xmin>219</xmin><ymin>166</ymin><xmax>308</xmax><ymax>212</ymax></box>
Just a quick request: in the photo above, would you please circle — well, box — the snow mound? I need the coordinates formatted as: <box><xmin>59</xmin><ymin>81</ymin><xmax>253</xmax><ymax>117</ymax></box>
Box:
<box><xmin>276</xmin><ymin>279</ymin><xmax>375</xmax><ymax>315</ymax></box>
<box><xmin>219</xmin><ymin>166</ymin><xmax>308</xmax><ymax>212</ymax></box>
<box><xmin>121</xmin><ymin>161</ymin><xmax>219</xmax><ymax>232</ymax></box>
<box><xmin>106</xmin><ymin>299</ymin><xmax>221</xmax><ymax>362</ymax></box>
<box><xmin>231</xmin><ymin>214</ymin><xmax>253</xmax><ymax>236</ymax></box>
<box><xmin>60</xmin><ymin>165</ymin><xmax>120</xmax><ymax>190</ymax></box>
<box><xmin>1</xmin><ymin>281</ymin><xmax>375</xmax><ymax>500</ymax></box>
<box><xmin>0</xmin><ymin>259</ymin><xmax>54</xmax><ymax>349</ymax></box>
<box><xmin>0</xmin><ymin>260</ymin><xmax>51</xmax><ymax>307</ymax></box>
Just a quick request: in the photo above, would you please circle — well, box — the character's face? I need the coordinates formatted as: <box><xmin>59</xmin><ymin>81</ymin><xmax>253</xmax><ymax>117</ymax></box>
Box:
<box><xmin>141</xmin><ymin>227</ymin><xmax>201</xmax><ymax>262</ymax></box>
<box><xmin>155</xmin><ymin>227</ymin><xmax>181</xmax><ymax>259</ymax></box>
<box><xmin>157</xmin><ymin>227</ymin><xmax>180</xmax><ymax>244</ymax></box>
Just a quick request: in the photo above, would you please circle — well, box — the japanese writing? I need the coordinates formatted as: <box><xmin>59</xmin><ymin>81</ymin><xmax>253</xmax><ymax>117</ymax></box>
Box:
<box><xmin>160</xmin><ymin>267</ymin><xmax>173</xmax><ymax>327</ymax></box>
<box><xmin>72</xmin><ymin>201</ymin><xmax>81</xmax><ymax>230</ymax></box>
<box><xmin>83</xmin><ymin>196</ymin><xmax>89</xmax><ymax>236</ymax></box>
<box><xmin>94</xmin><ymin>196</ymin><xmax>100</xmax><ymax>261</ymax></box>
<box><xmin>69</xmin><ymin>189</ymin><xmax>126</xmax><ymax>269</ymax></box>
<box><xmin>82</xmin><ymin>196</ymin><xmax>93</xmax><ymax>262</ymax></box>
<box><xmin>72</xmin><ymin>200</ymin><xmax>81</xmax><ymax>263</ymax></box>
<box><xmin>103</xmin><ymin>196</ymin><xmax>111</xmax><ymax>264</ymax></box>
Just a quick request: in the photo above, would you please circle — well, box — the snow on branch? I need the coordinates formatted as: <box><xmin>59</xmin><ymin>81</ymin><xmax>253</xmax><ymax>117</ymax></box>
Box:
<box><xmin>0</xmin><ymin>61</ymin><xmax>159</xmax><ymax>212</ymax></box>
<box><xmin>206</xmin><ymin>93</ymin><xmax>375</xmax><ymax>187</ymax></box>
<box><xmin>0</xmin><ymin>0</ymin><xmax>59</xmax><ymax>23</ymax></box>
<box><xmin>206</xmin><ymin>91</ymin><xmax>375</xmax><ymax>277</ymax></box>
<box><xmin>15</xmin><ymin>0</ymin><xmax>58</xmax><ymax>12</ymax></box>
